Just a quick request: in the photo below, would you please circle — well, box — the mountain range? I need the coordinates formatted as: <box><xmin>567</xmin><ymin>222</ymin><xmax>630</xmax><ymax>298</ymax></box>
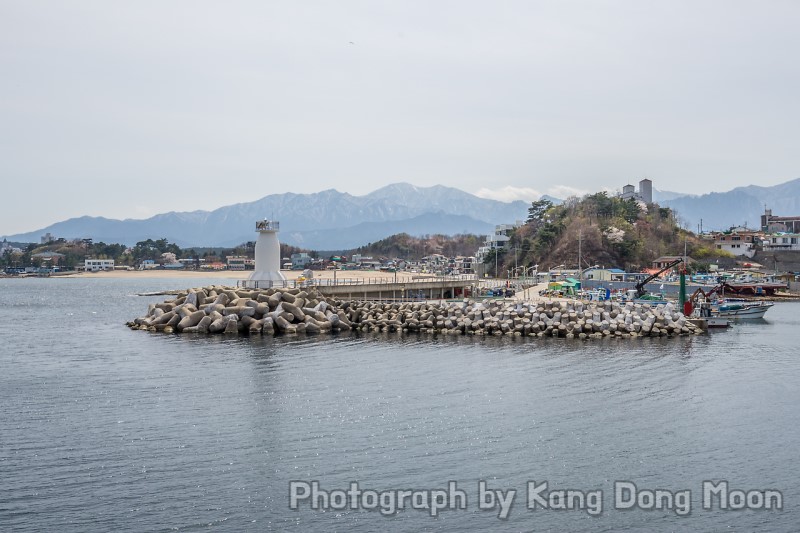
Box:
<box><xmin>658</xmin><ymin>178</ymin><xmax>800</xmax><ymax>231</ymax></box>
<box><xmin>3</xmin><ymin>184</ymin><xmax>530</xmax><ymax>250</ymax></box>
<box><xmin>5</xmin><ymin>179</ymin><xmax>799</xmax><ymax>250</ymax></box>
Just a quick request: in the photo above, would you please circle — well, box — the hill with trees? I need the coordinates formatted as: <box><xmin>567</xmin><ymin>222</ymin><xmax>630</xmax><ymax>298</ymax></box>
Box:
<box><xmin>350</xmin><ymin>233</ymin><xmax>483</xmax><ymax>260</ymax></box>
<box><xmin>487</xmin><ymin>193</ymin><xmax>732</xmax><ymax>276</ymax></box>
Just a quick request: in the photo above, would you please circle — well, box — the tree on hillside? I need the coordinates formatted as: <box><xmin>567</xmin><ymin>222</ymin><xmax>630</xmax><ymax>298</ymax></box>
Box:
<box><xmin>621</xmin><ymin>199</ymin><xmax>641</xmax><ymax>223</ymax></box>
<box><xmin>584</xmin><ymin>192</ymin><xmax>614</xmax><ymax>218</ymax></box>
<box><xmin>132</xmin><ymin>238</ymin><xmax>182</xmax><ymax>262</ymax></box>
<box><xmin>527</xmin><ymin>199</ymin><xmax>554</xmax><ymax>225</ymax></box>
<box><xmin>482</xmin><ymin>248</ymin><xmax>504</xmax><ymax>277</ymax></box>
<box><xmin>89</xmin><ymin>241</ymin><xmax>127</xmax><ymax>260</ymax></box>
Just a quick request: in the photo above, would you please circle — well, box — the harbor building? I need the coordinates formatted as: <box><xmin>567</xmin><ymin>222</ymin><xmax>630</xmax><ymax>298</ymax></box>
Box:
<box><xmin>583</xmin><ymin>267</ymin><xmax>626</xmax><ymax>282</ymax></box>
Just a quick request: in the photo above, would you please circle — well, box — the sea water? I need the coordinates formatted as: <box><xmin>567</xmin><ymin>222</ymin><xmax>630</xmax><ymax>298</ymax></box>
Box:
<box><xmin>1</xmin><ymin>277</ymin><xmax>798</xmax><ymax>531</ymax></box>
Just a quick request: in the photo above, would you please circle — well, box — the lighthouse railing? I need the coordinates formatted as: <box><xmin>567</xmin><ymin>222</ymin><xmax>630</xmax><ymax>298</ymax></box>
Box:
<box><xmin>255</xmin><ymin>220</ymin><xmax>279</xmax><ymax>231</ymax></box>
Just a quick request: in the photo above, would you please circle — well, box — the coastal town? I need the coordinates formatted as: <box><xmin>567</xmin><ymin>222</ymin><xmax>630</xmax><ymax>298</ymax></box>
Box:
<box><xmin>4</xmin><ymin>180</ymin><xmax>799</xmax><ymax>303</ymax></box>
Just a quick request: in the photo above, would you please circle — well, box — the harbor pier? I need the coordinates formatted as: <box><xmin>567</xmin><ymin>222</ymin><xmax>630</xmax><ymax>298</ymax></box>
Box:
<box><xmin>239</xmin><ymin>274</ymin><xmax>479</xmax><ymax>301</ymax></box>
<box><xmin>128</xmin><ymin>284</ymin><xmax>704</xmax><ymax>339</ymax></box>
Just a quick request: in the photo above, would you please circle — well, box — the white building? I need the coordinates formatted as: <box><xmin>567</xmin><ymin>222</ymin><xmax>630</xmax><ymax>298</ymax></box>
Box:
<box><xmin>763</xmin><ymin>233</ymin><xmax>800</xmax><ymax>251</ymax></box>
<box><xmin>421</xmin><ymin>254</ymin><xmax>448</xmax><ymax>272</ymax></box>
<box><xmin>583</xmin><ymin>268</ymin><xmax>626</xmax><ymax>281</ymax></box>
<box><xmin>476</xmin><ymin>221</ymin><xmax>523</xmax><ymax>264</ymax></box>
<box><xmin>291</xmin><ymin>252</ymin><xmax>312</xmax><ymax>270</ymax></box>
<box><xmin>226</xmin><ymin>255</ymin><xmax>254</xmax><ymax>271</ymax></box>
<box><xmin>85</xmin><ymin>259</ymin><xmax>115</xmax><ymax>272</ymax></box>
<box><xmin>714</xmin><ymin>230</ymin><xmax>759</xmax><ymax>258</ymax></box>
<box><xmin>454</xmin><ymin>256</ymin><xmax>475</xmax><ymax>275</ymax></box>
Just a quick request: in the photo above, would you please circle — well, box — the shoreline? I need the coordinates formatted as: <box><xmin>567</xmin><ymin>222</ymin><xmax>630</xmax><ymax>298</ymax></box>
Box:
<box><xmin>4</xmin><ymin>269</ymin><xmax>408</xmax><ymax>281</ymax></box>
<box><xmin>4</xmin><ymin>270</ymin><xmax>797</xmax><ymax>303</ymax></box>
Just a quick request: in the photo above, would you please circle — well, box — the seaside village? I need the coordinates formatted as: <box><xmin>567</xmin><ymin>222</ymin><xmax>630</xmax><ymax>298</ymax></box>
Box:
<box><xmin>3</xmin><ymin>180</ymin><xmax>800</xmax><ymax>304</ymax></box>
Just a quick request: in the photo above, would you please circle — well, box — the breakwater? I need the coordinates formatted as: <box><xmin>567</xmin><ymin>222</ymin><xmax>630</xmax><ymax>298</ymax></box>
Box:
<box><xmin>127</xmin><ymin>285</ymin><xmax>703</xmax><ymax>338</ymax></box>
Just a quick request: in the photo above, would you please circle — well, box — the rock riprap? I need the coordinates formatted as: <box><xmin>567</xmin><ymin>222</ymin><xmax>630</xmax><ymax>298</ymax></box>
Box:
<box><xmin>127</xmin><ymin>286</ymin><xmax>703</xmax><ymax>339</ymax></box>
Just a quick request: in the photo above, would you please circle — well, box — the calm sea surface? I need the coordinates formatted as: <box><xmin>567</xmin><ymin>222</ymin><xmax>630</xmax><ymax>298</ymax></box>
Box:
<box><xmin>1</xmin><ymin>277</ymin><xmax>798</xmax><ymax>532</ymax></box>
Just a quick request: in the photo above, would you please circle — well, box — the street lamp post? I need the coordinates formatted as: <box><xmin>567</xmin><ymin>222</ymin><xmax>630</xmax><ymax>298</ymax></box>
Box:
<box><xmin>514</xmin><ymin>245</ymin><xmax>518</xmax><ymax>277</ymax></box>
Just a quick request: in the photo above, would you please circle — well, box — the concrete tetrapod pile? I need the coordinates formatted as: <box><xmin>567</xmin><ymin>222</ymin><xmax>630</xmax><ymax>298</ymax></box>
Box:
<box><xmin>127</xmin><ymin>286</ymin><xmax>703</xmax><ymax>339</ymax></box>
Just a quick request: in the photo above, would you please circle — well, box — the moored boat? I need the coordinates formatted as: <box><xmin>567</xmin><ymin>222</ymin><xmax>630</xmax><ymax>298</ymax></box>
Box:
<box><xmin>706</xmin><ymin>316</ymin><xmax>731</xmax><ymax>328</ymax></box>
<box><xmin>692</xmin><ymin>299</ymin><xmax>730</xmax><ymax>329</ymax></box>
<box><xmin>713</xmin><ymin>299</ymin><xmax>774</xmax><ymax>319</ymax></box>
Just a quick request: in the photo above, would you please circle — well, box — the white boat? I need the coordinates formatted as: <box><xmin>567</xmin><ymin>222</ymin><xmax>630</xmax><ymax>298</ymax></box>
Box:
<box><xmin>712</xmin><ymin>299</ymin><xmax>774</xmax><ymax>319</ymax></box>
<box><xmin>706</xmin><ymin>316</ymin><xmax>731</xmax><ymax>328</ymax></box>
<box><xmin>692</xmin><ymin>299</ymin><xmax>730</xmax><ymax>329</ymax></box>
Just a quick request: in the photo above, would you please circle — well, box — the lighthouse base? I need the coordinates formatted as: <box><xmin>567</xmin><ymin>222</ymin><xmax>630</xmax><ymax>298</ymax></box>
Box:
<box><xmin>248</xmin><ymin>269</ymin><xmax>286</xmax><ymax>284</ymax></box>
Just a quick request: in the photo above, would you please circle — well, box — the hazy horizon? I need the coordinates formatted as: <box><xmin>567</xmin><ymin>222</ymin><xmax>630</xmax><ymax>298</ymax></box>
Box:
<box><xmin>3</xmin><ymin>1</ymin><xmax>799</xmax><ymax>234</ymax></box>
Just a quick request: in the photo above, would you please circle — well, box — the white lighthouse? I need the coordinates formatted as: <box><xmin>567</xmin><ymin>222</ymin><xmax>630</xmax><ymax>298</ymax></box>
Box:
<box><xmin>249</xmin><ymin>219</ymin><xmax>286</xmax><ymax>286</ymax></box>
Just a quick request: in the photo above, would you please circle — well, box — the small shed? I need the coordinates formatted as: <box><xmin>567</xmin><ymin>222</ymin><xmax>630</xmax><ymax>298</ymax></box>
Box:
<box><xmin>548</xmin><ymin>279</ymin><xmax>579</xmax><ymax>295</ymax></box>
<box><xmin>583</xmin><ymin>268</ymin><xmax>625</xmax><ymax>282</ymax></box>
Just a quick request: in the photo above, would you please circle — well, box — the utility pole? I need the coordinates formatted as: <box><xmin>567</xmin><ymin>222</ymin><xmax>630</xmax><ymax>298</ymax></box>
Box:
<box><xmin>578</xmin><ymin>229</ymin><xmax>582</xmax><ymax>287</ymax></box>
<box><xmin>684</xmin><ymin>238</ymin><xmax>688</xmax><ymax>275</ymax></box>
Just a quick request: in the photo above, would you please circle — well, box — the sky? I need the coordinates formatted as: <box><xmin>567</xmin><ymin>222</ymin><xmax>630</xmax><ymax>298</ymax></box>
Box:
<box><xmin>2</xmin><ymin>0</ymin><xmax>799</xmax><ymax>234</ymax></box>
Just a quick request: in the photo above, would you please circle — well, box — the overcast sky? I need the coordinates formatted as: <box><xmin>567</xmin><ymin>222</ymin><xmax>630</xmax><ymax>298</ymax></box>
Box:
<box><xmin>2</xmin><ymin>1</ymin><xmax>799</xmax><ymax>234</ymax></box>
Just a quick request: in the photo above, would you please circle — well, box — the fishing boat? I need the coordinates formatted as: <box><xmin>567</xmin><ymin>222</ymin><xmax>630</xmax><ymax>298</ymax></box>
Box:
<box><xmin>712</xmin><ymin>299</ymin><xmax>774</xmax><ymax>319</ymax></box>
<box><xmin>692</xmin><ymin>299</ymin><xmax>730</xmax><ymax>329</ymax></box>
<box><xmin>689</xmin><ymin>283</ymin><xmax>775</xmax><ymax>320</ymax></box>
<box><xmin>706</xmin><ymin>316</ymin><xmax>731</xmax><ymax>328</ymax></box>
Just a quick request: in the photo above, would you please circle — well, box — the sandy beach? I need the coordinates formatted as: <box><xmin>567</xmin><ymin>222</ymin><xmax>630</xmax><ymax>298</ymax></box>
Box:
<box><xmin>13</xmin><ymin>269</ymin><xmax>570</xmax><ymax>304</ymax></box>
<box><xmin>11</xmin><ymin>269</ymin><xmax>563</xmax><ymax>302</ymax></box>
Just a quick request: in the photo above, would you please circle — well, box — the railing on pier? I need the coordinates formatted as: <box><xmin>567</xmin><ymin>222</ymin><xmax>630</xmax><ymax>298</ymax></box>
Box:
<box><xmin>237</xmin><ymin>273</ymin><xmax>478</xmax><ymax>290</ymax></box>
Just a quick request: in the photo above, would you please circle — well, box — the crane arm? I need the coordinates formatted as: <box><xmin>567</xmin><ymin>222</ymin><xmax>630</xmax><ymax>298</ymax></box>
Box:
<box><xmin>635</xmin><ymin>258</ymin><xmax>683</xmax><ymax>298</ymax></box>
